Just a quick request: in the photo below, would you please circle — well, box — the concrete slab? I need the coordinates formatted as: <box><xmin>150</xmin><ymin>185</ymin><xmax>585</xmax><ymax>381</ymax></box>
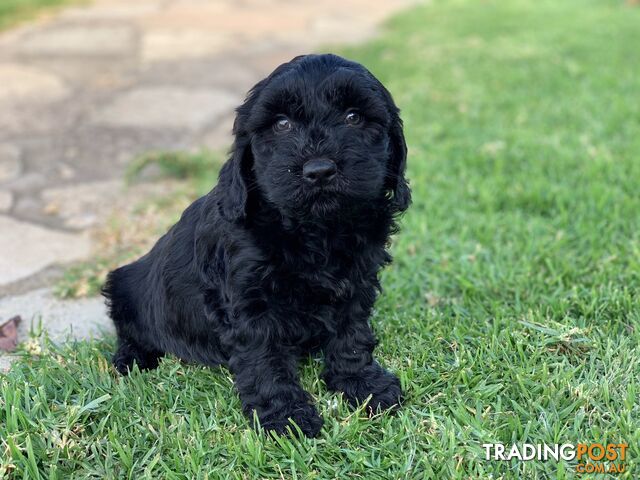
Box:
<box><xmin>0</xmin><ymin>215</ymin><xmax>91</xmax><ymax>286</ymax></box>
<box><xmin>0</xmin><ymin>144</ymin><xmax>23</xmax><ymax>183</ymax></box>
<box><xmin>0</xmin><ymin>63</ymin><xmax>69</xmax><ymax>104</ymax></box>
<box><xmin>0</xmin><ymin>288</ymin><xmax>113</xmax><ymax>344</ymax></box>
<box><xmin>60</xmin><ymin>2</ymin><xmax>161</xmax><ymax>21</ymax></box>
<box><xmin>92</xmin><ymin>87</ymin><xmax>240</xmax><ymax>129</ymax></box>
<box><xmin>41</xmin><ymin>180</ymin><xmax>122</xmax><ymax>230</ymax></box>
<box><xmin>0</xmin><ymin>354</ymin><xmax>18</xmax><ymax>373</ymax></box>
<box><xmin>201</xmin><ymin>113</ymin><xmax>234</xmax><ymax>151</ymax></box>
<box><xmin>142</xmin><ymin>30</ymin><xmax>233</xmax><ymax>63</ymax></box>
<box><xmin>0</xmin><ymin>191</ymin><xmax>13</xmax><ymax>212</ymax></box>
<box><xmin>18</xmin><ymin>26</ymin><xmax>135</xmax><ymax>56</ymax></box>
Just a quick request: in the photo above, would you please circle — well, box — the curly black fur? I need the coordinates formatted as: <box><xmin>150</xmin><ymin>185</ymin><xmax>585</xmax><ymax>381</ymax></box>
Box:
<box><xmin>103</xmin><ymin>54</ymin><xmax>410</xmax><ymax>438</ymax></box>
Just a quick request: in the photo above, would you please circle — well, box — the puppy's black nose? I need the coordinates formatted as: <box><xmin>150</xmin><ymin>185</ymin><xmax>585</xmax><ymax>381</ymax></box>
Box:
<box><xmin>302</xmin><ymin>158</ymin><xmax>337</xmax><ymax>184</ymax></box>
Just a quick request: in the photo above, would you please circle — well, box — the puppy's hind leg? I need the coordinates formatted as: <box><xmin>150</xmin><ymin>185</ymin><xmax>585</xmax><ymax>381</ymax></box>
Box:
<box><xmin>113</xmin><ymin>336</ymin><xmax>163</xmax><ymax>375</ymax></box>
<box><xmin>103</xmin><ymin>265</ymin><xmax>163</xmax><ymax>375</ymax></box>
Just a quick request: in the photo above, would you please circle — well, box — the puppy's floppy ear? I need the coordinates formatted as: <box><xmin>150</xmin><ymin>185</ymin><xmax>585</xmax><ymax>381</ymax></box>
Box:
<box><xmin>355</xmin><ymin>61</ymin><xmax>411</xmax><ymax>213</ymax></box>
<box><xmin>216</xmin><ymin>75</ymin><xmax>272</xmax><ymax>222</ymax></box>
<box><xmin>387</xmin><ymin>110</ymin><xmax>411</xmax><ymax>213</ymax></box>
<box><xmin>217</xmin><ymin>138</ymin><xmax>251</xmax><ymax>222</ymax></box>
<box><xmin>217</xmin><ymin>56</ymin><xmax>308</xmax><ymax>222</ymax></box>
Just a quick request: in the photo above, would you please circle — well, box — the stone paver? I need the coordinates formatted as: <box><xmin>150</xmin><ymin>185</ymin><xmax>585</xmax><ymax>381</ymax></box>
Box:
<box><xmin>0</xmin><ymin>63</ymin><xmax>69</xmax><ymax>104</ymax></box>
<box><xmin>0</xmin><ymin>215</ymin><xmax>90</xmax><ymax>285</ymax></box>
<box><xmin>201</xmin><ymin>114</ymin><xmax>235</xmax><ymax>152</ymax></box>
<box><xmin>40</xmin><ymin>179</ymin><xmax>180</xmax><ymax>230</ymax></box>
<box><xmin>93</xmin><ymin>87</ymin><xmax>241</xmax><ymax>129</ymax></box>
<box><xmin>142</xmin><ymin>30</ymin><xmax>233</xmax><ymax>63</ymax></box>
<box><xmin>0</xmin><ymin>354</ymin><xmax>17</xmax><ymax>373</ymax></box>
<box><xmin>0</xmin><ymin>0</ymin><xmax>418</xmax><ymax>369</ymax></box>
<box><xmin>41</xmin><ymin>180</ymin><xmax>121</xmax><ymax>229</ymax></box>
<box><xmin>18</xmin><ymin>25</ymin><xmax>135</xmax><ymax>56</ymax></box>
<box><xmin>60</xmin><ymin>2</ymin><xmax>161</xmax><ymax>21</ymax></box>
<box><xmin>0</xmin><ymin>144</ymin><xmax>23</xmax><ymax>182</ymax></box>
<box><xmin>0</xmin><ymin>191</ymin><xmax>13</xmax><ymax>212</ymax></box>
<box><xmin>0</xmin><ymin>287</ymin><xmax>112</xmax><ymax>344</ymax></box>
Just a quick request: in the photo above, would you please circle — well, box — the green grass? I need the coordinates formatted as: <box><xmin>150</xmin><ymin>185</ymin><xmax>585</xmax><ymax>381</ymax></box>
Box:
<box><xmin>3</xmin><ymin>0</ymin><xmax>640</xmax><ymax>477</ymax></box>
<box><xmin>124</xmin><ymin>151</ymin><xmax>222</xmax><ymax>186</ymax></box>
<box><xmin>0</xmin><ymin>0</ymin><xmax>83</xmax><ymax>30</ymax></box>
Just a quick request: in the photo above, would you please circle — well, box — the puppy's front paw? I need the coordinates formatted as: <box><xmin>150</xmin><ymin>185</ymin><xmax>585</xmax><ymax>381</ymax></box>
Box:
<box><xmin>325</xmin><ymin>363</ymin><xmax>403</xmax><ymax>412</ymax></box>
<box><xmin>259</xmin><ymin>402</ymin><xmax>323</xmax><ymax>438</ymax></box>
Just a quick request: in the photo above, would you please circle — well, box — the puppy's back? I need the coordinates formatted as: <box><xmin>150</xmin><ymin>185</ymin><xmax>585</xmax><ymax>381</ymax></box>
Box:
<box><xmin>102</xmin><ymin>195</ymin><xmax>212</xmax><ymax>349</ymax></box>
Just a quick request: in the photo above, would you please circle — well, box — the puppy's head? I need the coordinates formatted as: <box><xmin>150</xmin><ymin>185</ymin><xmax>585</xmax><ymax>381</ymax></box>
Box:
<box><xmin>217</xmin><ymin>54</ymin><xmax>410</xmax><ymax>222</ymax></box>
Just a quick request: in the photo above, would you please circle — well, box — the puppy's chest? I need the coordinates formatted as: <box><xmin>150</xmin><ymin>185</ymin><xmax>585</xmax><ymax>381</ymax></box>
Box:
<box><xmin>265</xmin><ymin>241</ymin><xmax>377</xmax><ymax>304</ymax></box>
<box><xmin>280</xmin><ymin>263</ymin><xmax>352</xmax><ymax>302</ymax></box>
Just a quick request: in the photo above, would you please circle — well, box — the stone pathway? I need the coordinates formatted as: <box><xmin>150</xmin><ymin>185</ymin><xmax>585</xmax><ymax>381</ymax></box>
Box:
<box><xmin>0</xmin><ymin>0</ymin><xmax>419</xmax><ymax>370</ymax></box>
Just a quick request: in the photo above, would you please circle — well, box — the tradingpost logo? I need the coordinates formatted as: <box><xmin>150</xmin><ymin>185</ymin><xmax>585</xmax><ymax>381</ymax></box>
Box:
<box><xmin>482</xmin><ymin>442</ymin><xmax>629</xmax><ymax>474</ymax></box>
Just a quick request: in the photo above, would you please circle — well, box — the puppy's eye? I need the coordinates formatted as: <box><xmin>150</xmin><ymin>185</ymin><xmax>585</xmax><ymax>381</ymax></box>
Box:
<box><xmin>273</xmin><ymin>117</ymin><xmax>292</xmax><ymax>133</ymax></box>
<box><xmin>345</xmin><ymin>111</ymin><xmax>362</xmax><ymax>126</ymax></box>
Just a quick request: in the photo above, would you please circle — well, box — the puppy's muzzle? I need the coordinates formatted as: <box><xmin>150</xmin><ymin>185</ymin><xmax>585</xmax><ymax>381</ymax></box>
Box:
<box><xmin>303</xmin><ymin>158</ymin><xmax>337</xmax><ymax>185</ymax></box>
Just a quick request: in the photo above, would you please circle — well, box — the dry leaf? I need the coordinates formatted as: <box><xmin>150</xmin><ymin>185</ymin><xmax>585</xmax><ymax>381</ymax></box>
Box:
<box><xmin>0</xmin><ymin>315</ymin><xmax>21</xmax><ymax>352</ymax></box>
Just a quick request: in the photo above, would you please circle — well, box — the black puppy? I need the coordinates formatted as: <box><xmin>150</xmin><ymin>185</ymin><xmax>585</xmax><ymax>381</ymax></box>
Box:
<box><xmin>103</xmin><ymin>54</ymin><xmax>410</xmax><ymax>438</ymax></box>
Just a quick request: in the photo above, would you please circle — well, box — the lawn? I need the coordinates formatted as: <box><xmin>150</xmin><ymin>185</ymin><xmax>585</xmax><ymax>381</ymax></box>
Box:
<box><xmin>2</xmin><ymin>0</ymin><xmax>639</xmax><ymax>478</ymax></box>
<box><xmin>0</xmin><ymin>0</ymin><xmax>82</xmax><ymax>30</ymax></box>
